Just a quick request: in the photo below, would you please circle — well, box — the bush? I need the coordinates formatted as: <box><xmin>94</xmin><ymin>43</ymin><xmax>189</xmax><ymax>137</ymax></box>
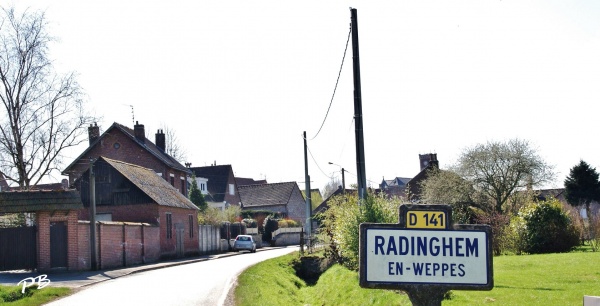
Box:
<box><xmin>316</xmin><ymin>193</ymin><xmax>401</xmax><ymax>270</ymax></box>
<box><xmin>517</xmin><ymin>199</ymin><xmax>581</xmax><ymax>254</ymax></box>
<box><xmin>262</xmin><ymin>216</ymin><xmax>279</xmax><ymax>244</ymax></box>
<box><xmin>278</xmin><ymin>219</ymin><xmax>299</xmax><ymax>228</ymax></box>
<box><xmin>242</xmin><ymin>218</ymin><xmax>257</xmax><ymax>228</ymax></box>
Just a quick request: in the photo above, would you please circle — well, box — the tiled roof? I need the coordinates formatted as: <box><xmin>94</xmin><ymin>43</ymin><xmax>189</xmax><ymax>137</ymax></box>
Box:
<box><xmin>238</xmin><ymin>182</ymin><xmax>301</xmax><ymax>208</ymax></box>
<box><xmin>0</xmin><ymin>190</ymin><xmax>83</xmax><ymax>213</ymax></box>
<box><xmin>101</xmin><ymin>157</ymin><xmax>198</xmax><ymax>210</ymax></box>
<box><xmin>62</xmin><ymin>122</ymin><xmax>191</xmax><ymax>175</ymax></box>
<box><xmin>190</xmin><ymin>165</ymin><xmax>233</xmax><ymax>203</ymax></box>
<box><xmin>235</xmin><ymin>177</ymin><xmax>267</xmax><ymax>187</ymax></box>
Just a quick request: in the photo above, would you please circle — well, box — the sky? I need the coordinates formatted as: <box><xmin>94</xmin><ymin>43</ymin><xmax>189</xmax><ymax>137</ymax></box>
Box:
<box><xmin>9</xmin><ymin>0</ymin><xmax>600</xmax><ymax>192</ymax></box>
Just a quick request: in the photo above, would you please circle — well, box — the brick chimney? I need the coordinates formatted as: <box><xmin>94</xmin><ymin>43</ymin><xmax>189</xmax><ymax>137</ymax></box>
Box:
<box><xmin>88</xmin><ymin>123</ymin><xmax>99</xmax><ymax>145</ymax></box>
<box><xmin>419</xmin><ymin>153</ymin><xmax>438</xmax><ymax>171</ymax></box>
<box><xmin>134</xmin><ymin>121</ymin><xmax>145</xmax><ymax>143</ymax></box>
<box><xmin>155</xmin><ymin>129</ymin><xmax>165</xmax><ymax>151</ymax></box>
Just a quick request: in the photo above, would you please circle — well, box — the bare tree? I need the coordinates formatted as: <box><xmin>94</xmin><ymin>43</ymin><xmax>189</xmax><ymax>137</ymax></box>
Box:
<box><xmin>158</xmin><ymin>123</ymin><xmax>187</xmax><ymax>163</ymax></box>
<box><xmin>454</xmin><ymin>138</ymin><xmax>554</xmax><ymax>213</ymax></box>
<box><xmin>0</xmin><ymin>7</ymin><xmax>95</xmax><ymax>189</ymax></box>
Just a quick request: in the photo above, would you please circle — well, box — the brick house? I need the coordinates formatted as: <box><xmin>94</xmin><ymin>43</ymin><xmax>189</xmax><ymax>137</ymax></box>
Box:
<box><xmin>189</xmin><ymin>165</ymin><xmax>241</xmax><ymax>210</ymax></box>
<box><xmin>74</xmin><ymin>156</ymin><xmax>199</xmax><ymax>258</ymax></box>
<box><xmin>238</xmin><ymin>182</ymin><xmax>307</xmax><ymax>224</ymax></box>
<box><xmin>62</xmin><ymin>121</ymin><xmax>191</xmax><ymax>197</ymax></box>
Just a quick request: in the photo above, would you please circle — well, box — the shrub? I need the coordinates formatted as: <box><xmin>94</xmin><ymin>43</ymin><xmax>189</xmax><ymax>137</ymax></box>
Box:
<box><xmin>316</xmin><ymin>193</ymin><xmax>401</xmax><ymax>270</ymax></box>
<box><xmin>474</xmin><ymin>211</ymin><xmax>511</xmax><ymax>255</ymax></box>
<box><xmin>518</xmin><ymin>199</ymin><xmax>581</xmax><ymax>254</ymax></box>
<box><xmin>262</xmin><ymin>216</ymin><xmax>279</xmax><ymax>244</ymax></box>
<box><xmin>242</xmin><ymin>218</ymin><xmax>258</xmax><ymax>228</ymax></box>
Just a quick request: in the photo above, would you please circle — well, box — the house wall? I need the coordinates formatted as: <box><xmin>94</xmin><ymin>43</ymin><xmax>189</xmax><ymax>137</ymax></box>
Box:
<box><xmin>77</xmin><ymin>221</ymin><xmax>160</xmax><ymax>270</ymax></box>
<box><xmin>224</xmin><ymin>168</ymin><xmax>241</xmax><ymax>206</ymax></box>
<box><xmin>287</xmin><ymin>188</ymin><xmax>307</xmax><ymax>224</ymax></box>
<box><xmin>78</xmin><ymin>203</ymin><xmax>159</xmax><ymax>224</ymax></box>
<box><xmin>36</xmin><ymin>210</ymin><xmax>79</xmax><ymax>271</ymax></box>
<box><xmin>67</xmin><ymin>128</ymin><xmax>188</xmax><ymax>194</ymax></box>
<box><xmin>157</xmin><ymin>206</ymin><xmax>199</xmax><ymax>258</ymax></box>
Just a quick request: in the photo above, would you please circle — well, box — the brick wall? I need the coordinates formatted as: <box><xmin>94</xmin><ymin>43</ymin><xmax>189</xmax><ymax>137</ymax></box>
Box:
<box><xmin>36</xmin><ymin>210</ymin><xmax>79</xmax><ymax>271</ymax></box>
<box><xmin>157</xmin><ymin>206</ymin><xmax>199</xmax><ymax>258</ymax></box>
<box><xmin>77</xmin><ymin>221</ymin><xmax>160</xmax><ymax>270</ymax></box>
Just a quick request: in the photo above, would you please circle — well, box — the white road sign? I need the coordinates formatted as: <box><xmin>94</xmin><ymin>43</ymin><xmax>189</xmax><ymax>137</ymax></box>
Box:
<box><xmin>364</xmin><ymin>228</ymin><xmax>489</xmax><ymax>285</ymax></box>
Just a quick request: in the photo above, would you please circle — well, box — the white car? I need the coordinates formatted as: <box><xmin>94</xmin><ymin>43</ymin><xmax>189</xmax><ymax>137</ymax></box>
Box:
<box><xmin>233</xmin><ymin>235</ymin><xmax>256</xmax><ymax>253</ymax></box>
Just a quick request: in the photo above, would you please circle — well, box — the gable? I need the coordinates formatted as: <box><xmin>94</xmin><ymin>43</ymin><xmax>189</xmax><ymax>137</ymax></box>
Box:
<box><xmin>191</xmin><ymin>165</ymin><xmax>235</xmax><ymax>203</ymax></box>
<box><xmin>62</xmin><ymin>122</ymin><xmax>190</xmax><ymax>181</ymax></box>
<box><xmin>77</xmin><ymin>157</ymin><xmax>197</xmax><ymax>210</ymax></box>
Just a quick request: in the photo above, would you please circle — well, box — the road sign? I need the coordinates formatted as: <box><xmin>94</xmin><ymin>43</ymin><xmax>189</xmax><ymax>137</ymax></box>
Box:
<box><xmin>360</xmin><ymin>204</ymin><xmax>493</xmax><ymax>293</ymax></box>
<box><xmin>362</xmin><ymin>226</ymin><xmax>491</xmax><ymax>286</ymax></box>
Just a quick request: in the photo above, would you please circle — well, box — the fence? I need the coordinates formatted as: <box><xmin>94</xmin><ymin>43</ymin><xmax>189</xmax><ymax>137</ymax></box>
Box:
<box><xmin>198</xmin><ymin>225</ymin><xmax>221</xmax><ymax>254</ymax></box>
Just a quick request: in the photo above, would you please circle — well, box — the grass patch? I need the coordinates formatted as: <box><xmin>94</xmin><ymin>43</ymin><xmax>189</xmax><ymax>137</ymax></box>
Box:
<box><xmin>0</xmin><ymin>284</ymin><xmax>71</xmax><ymax>305</ymax></box>
<box><xmin>235</xmin><ymin>251</ymin><xmax>600</xmax><ymax>305</ymax></box>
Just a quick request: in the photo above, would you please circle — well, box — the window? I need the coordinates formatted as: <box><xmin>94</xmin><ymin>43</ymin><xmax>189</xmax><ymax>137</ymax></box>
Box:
<box><xmin>181</xmin><ymin>178</ymin><xmax>186</xmax><ymax>195</ymax></box>
<box><xmin>166</xmin><ymin>213</ymin><xmax>172</xmax><ymax>239</ymax></box>
<box><xmin>229</xmin><ymin>184</ymin><xmax>235</xmax><ymax>195</ymax></box>
<box><xmin>188</xmin><ymin>215</ymin><xmax>194</xmax><ymax>238</ymax></box>
<box><xmin>170</xmin><ymin>176</ymin><xmax>175</xmax><ymax>186</ymax></box>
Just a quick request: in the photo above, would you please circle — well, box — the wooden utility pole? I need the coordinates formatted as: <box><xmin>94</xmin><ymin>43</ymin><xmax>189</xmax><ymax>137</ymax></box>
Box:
<box><xmin>303</xmin><ymin>131</ymin><xmax>312</xmax><ymax>237</ymax></box>
<box><xmin>351</xmin><ymin>8</ymin><xmax>367</xmax><ymax>201</ymax></box>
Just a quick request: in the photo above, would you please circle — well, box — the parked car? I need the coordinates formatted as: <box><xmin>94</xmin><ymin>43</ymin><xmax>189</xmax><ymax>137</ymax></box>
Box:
<box><xmin>233</xmin><ymin>235</ymin><xmax>256</xmax><ymax>253</ymax></box>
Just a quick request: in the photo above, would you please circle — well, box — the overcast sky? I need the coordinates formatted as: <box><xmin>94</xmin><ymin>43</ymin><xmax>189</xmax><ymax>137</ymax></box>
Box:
<box><xmin>11</xmin><ymin>0</ymin><xmax>600</xmax><ymax>191</ymax></box>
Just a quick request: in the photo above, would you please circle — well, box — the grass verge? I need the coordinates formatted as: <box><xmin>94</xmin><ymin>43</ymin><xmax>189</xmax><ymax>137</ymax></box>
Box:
<box><xmin>235</xmin><ymin>250</ymin><xmax>600</xmax><ymax>305</ymax></box>
<box><xmin>0</xmin><ymin>284</ymin><xmax>71</xmax><ymax>305</ymax></box>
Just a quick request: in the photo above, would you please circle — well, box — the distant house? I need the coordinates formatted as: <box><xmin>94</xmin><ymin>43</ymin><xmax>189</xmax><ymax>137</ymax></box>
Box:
<box><xmin>189</xmin><ymin>165</ymin><xmax>241</xmax><ymax>210</ymax></box>
<box><xmin>74</xmin><ymin>156</ymin><xmax>199</xmax><ymax>258</ymax></box>
<box><xmin>62</xmin><ymin>122</ymin><xmax>191</xmax><ymax>197</ymax></box>
<box><xmin>238</xmin><ymin>182</ymin><xmax>306</xmax><ymax>224</ymax></box>
<box><xmin>313</xmin><ymin>187</ymin><xmax>356</xmax><ymax>216</ymax></box>
<box><xmin>380</xmin><ymin>153</ymin><xmax>439</xmax><ymax>201</ymax></box>
<box><xmin>236</xmin><ymin>177</ymin><xmax>267</xmax><ymax>187</ymax></box>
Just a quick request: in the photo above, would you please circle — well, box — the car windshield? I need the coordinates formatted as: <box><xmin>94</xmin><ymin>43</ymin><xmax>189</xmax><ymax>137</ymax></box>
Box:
<box><xmin>238</xmin><ymin>236</ymin><xmax>250</xmax><ymax>241</ymax></box>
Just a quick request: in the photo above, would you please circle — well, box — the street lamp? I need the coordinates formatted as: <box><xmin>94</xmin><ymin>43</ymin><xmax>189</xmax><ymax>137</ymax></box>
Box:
<box><xmin>328</xmin><ymin>162</ymin><xmax>346</xmax><ymax>192</ymax></box>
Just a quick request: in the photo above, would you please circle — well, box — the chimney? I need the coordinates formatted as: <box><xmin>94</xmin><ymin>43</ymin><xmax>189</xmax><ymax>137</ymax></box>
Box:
<box><xmin>419</xmin><ymin>153</ymin><xmax>438</xmax><ymax>171</ymax></box>
<box><xmin>155</xmin><ymin>129</ymin><xmax>165</xmax><ymax>151</ymax></box>
<box><xmin>88</xmin><ymin>123</ymin><xmax>100</xmax><ymax>145</ymax></box>
<box><xmin>134</xmin><ymin>121</ymin><xmax>145</xmax><ymax>143</ymax></box>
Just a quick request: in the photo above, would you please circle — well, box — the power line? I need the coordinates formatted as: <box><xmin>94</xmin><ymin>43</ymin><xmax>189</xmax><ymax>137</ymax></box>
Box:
<box><xmin>310</xmin><ymin>25</ymin><xmax>352</xmax><ymax>141</ymax></box>
<box><xmin>306</xmin><ymin>143</ymin><xmax>332</xmax><ymax>179</ymax></box>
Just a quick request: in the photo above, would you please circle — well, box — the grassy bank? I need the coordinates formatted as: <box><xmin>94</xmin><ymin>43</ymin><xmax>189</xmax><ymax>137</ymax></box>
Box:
<box><xmin>0</xmin><ymin>285</ymin><xmax>71</xmax><ymax>305</ymax></box>
<box><xmin>235</xmin><ymin>250</ymin><xmax>600</xmax><ymax>305</ymax></box>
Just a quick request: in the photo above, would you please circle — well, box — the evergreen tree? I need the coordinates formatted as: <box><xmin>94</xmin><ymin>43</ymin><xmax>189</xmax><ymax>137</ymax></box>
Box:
<box><xmin>189</xmin><ymin>175</ymin><xmax>208</xmax><ymax>212</ymax></box>
<box><xmin>564</xmin><ymin>160</ymin><xmax>600</xmax><ymax>219</ymax></box>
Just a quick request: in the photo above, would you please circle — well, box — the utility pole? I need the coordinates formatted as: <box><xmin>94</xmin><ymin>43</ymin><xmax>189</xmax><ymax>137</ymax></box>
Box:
<box><xmin>303</xmin><ymin>131</ymin><xmax>312</xmax><ymax>238</ymax></box>
<box><xmin>89</xmin><ymin>159</ymin><xmax>98</xmax><ymax>270</ymax></box>
<box><xmin>351</xmin><ymin>8</ymin><xmax>367</xmax><ymax>201</ymax></box>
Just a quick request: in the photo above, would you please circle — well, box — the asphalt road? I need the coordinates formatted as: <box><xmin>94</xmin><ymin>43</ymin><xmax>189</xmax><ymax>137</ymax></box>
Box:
<box><xmin>44</xmin><ymin>247</ymin><xmax>299</xmax><ymax>306</ymax></box>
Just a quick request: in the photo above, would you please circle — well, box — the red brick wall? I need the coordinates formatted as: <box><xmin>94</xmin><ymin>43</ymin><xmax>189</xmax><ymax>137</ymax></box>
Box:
<box><xmin>67</xmin><ymin>127</ymin><xmax>188</xmax><ymax>194</ymax></box>
<box><xmin>77</xmin><ymin>221</ymin><xmax>161</xmax><ymax>271</ymax></box>
<box><xmin>157</xmin><ymin>206</ymin><xmax>199</xmax><ymax>258</ymax></box>
<box><xmin>36</xmin><ymin>210</ymin><xmax>79</xmax><ymax>271</ymax></box>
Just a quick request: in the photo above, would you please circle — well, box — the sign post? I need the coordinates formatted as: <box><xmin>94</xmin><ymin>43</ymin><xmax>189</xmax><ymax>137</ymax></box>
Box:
<box><xmin>359</xmin><ymin>204</ymin><xmax>493</xmax><ymax>305</ymax></box>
